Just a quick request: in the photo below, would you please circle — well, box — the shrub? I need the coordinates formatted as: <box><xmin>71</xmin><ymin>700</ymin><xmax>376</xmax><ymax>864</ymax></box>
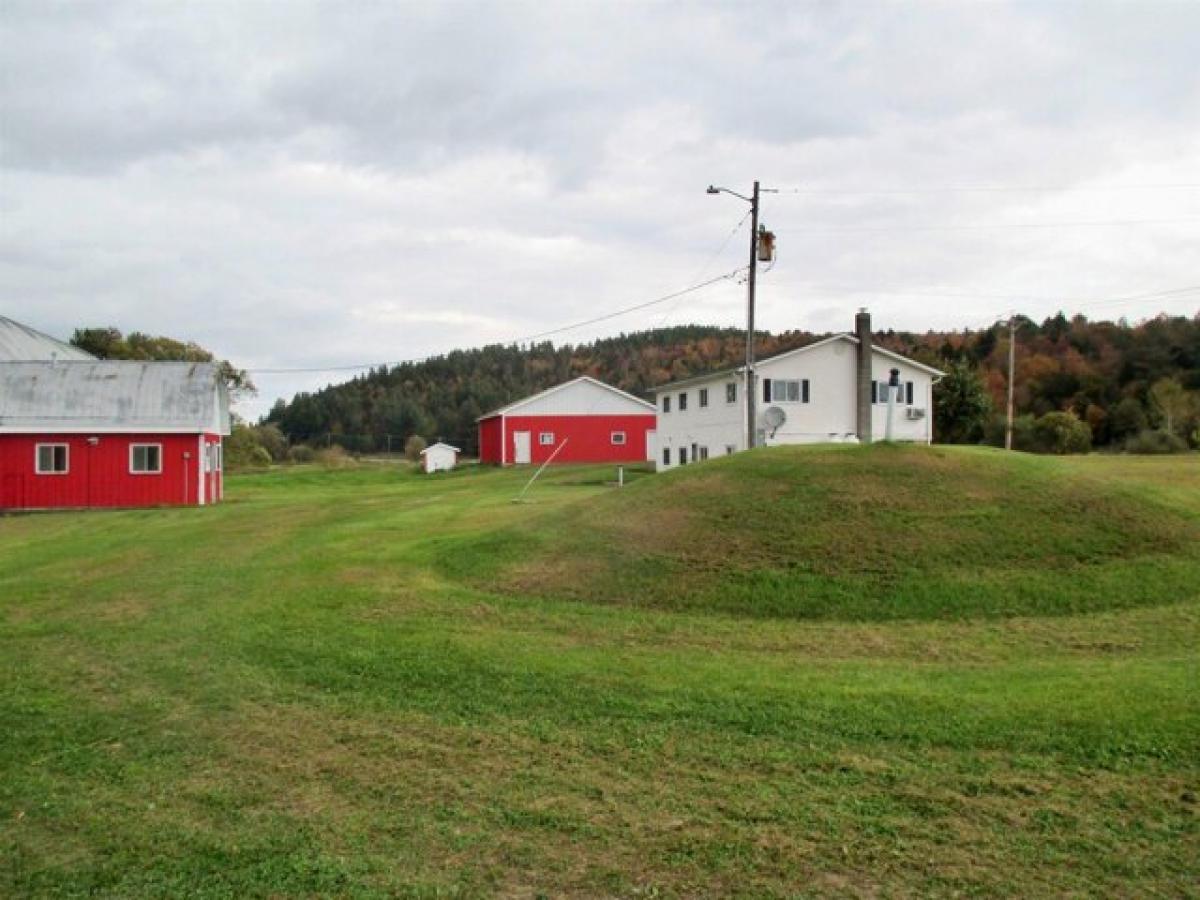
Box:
<box><xmin>253</xmin><ymin>423</ymin><xmax>289</xmax><ymax>462</ymax></box>
<box><xmin>287</xmin><ymin>444</ymin><xmax>316</xmax><ymax>463</ymax></box>
<box><xmin>1109</xmin><ymin>397</ymin><xmax>1148</xmax><ymax>440</ymax></box>
<box><xmin>1032</xmin><ymin>411</ymin><xmax>1092</xmax><ymax>455</ymax></box>
<box><xmin>315</xmin><ymin>445</ymin><xmax>353</xmax><ymax>469</ymax></box>
<box><xmin>1125</xmin><ymin>429</ymin><xmax>1187</xmax><ymax>455</ymax></box>
<box><xmin>404</xmin><ymin>435</ymin><xmax>427</xmax><ymax>461</ymax></box>
<box><xmin>983</xmin><ymin>413</ymin><xmax>1036</xmax><ymax>451</ymax></box>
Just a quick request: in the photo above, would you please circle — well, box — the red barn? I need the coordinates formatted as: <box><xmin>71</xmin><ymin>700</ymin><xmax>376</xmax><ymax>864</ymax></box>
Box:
<box><xmin>478</xmin><ymin>376</ymin><xmax>656</xmax><ymax>465</ymax></box>
<box><xmin>0</xmin><ymin>360</ymin><xmax>231</xmax><ymax>510</ymax></box>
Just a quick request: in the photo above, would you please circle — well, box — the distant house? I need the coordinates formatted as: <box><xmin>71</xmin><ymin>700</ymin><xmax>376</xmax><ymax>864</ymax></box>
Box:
<box><xmin>477</xmin><ymin>376</ymin><xmax>656</xmax><ymax>465</ymax></box>
<box><xmin>0</xmin><ymin>316</ymin><xmax>231</xmax><ymax>509</ymax></box>
<box><xmin>420</xmin><ymin>442</ymin><xmax>459</xmax><ymax>473</ymax></box>
<box><xmin>650</xmin><ymin>310</ymin><xmax>944</xmax><ymax>472</ymax></box>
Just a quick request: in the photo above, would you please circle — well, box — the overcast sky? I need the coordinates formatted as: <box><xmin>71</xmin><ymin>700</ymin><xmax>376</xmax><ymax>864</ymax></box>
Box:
<box><xmin>3</xmin><ymin>1</ymin><xmax>1198</xmax><ymax>419</ymax></box>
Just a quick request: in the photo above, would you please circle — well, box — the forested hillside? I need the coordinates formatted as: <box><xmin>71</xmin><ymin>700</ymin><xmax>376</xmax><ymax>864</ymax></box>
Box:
<box><xmin>264</xmin><ymin>314</ymin><xmax>1199</xmax><ymax>454</ymax></box>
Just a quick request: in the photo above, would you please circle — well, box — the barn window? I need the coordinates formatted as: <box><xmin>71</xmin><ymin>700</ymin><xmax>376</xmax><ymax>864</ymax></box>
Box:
<box><xmin>35</xmin><ymin>443</ymin><xmax>69</xmax><ymax>474</ymax></box>
<box><xmin>699</xmin><ymin>446</ymin><xmax>709</xmax><ymax>461</ymax></box>
<box><xmin>699</xmin><ymin>388</ymin><xmax>708</xmax><ymax>408</ymax></box>
<box><xmin>538</xmin><ymin>432</ymin><xmax>555</xmax><ymax>446</ymax></box>
<box><xmin>678</xmin><ymin>392</ymin><xmax>688</xmax><ymax>411</ymax></box>
<box><xmin>611</xmin><ymin>431</ymin><xmax>626</xmax><ymax>445</ymax></box>
<box><xmin>130</xmin><ymin>444</ymin><xmax>163</xmax><ymax>474</ymax></box>
<box><xmin>662</xmin><ymin>395</ymin><xmax>671</xmax><ymax>413</ymax></box>
<box><xmin>725</xmin><ymin>444</ymin><xmax>736</xmax><ymax>455</ymax></box>
<box><xmin>726</xmin><ymin>382</ymin><xmax>737</xmax><ymax>403</ymax></box>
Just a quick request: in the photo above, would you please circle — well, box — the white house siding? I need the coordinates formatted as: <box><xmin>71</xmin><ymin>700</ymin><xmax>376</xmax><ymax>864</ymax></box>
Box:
<box><xmin>652</xmin><ymin>337</ymin><xmax>936</xmax><ymax>472</ymax></box>
<box><xmin>421</xmin><ymin>443</ymin><xmax>458</xmax><ymax>473</ymax></box>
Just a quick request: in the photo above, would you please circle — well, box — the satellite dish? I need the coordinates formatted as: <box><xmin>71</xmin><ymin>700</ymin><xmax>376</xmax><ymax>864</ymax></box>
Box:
<box><xmin>763</xmin><ymin>405</ymin><xmax>786</xmax><ymax>437</ymax></box>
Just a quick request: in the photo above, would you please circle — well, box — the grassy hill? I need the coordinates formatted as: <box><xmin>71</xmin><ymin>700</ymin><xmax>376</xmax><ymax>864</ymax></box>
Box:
<box><xmin>1</xmin><ymin>449</ymin><xmax>1197</xmax><ymax>896</ymax></box>
<box><xmin>452</xmin><ymin>444</ymin><xmax>1200</xmax><ymax>620</ymax></box>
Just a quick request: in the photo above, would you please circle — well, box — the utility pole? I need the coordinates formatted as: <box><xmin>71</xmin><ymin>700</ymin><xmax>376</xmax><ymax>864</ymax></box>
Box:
<box><xmin>745</xmin><ymin>180</ymin><xmax>760</xmax><ymax>451</ymax></box>
<box><xmin>1005</xmin><ymin>316</ymin><xmax>1016</xmax><ymax>451</ymax></box>
<box><xmin>707</xmin><ymin>181</ymin><xmax>770</xmax><ymax>451</ymax></box>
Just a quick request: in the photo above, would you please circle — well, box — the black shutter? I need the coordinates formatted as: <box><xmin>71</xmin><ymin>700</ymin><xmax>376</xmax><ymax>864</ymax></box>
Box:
<box><xmin>906</xmin><ymin>381</ymin><xmax>914</xmax><ymax>405</ymax></box>
<box><xmin>802</xmin><ymin>379</ymin><xmax>810</xmax><ymax>403</ymax></box>
<box><xmin>871</xmin><ymin>381</ymin><xmax>877</xmax><ymax>403</ymax></box>
<box><xmin>763</xmin><ymin>378</ymin><xmax>771</xmax><ymax>402</ymax></box>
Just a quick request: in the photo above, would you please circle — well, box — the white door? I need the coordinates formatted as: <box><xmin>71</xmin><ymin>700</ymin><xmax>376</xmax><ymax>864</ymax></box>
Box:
<box><xmin>513</xmin><ymin>431</ymin><xmax>531</xmax><ymax>465</ymax></box>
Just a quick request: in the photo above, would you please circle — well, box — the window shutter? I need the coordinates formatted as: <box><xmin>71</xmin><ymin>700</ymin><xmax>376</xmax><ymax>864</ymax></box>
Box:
<box><xmin>871</xmin><ymin>382</ymin><xmax>877</xmax><ymax>403</ymax></box>
<box><xmin>763</xmin><ymin>378</ymin><xmax>771</xmax><ymax>402</ymax></box>
<box><xmin>906</xmin><ymin>381</ymin><xmax>914</xmax><ymax>405</ymax></box>
<box><xmin>802</xmin><ymin>379</ymin><xmax>810</xmax><ymax>403</ymax></box>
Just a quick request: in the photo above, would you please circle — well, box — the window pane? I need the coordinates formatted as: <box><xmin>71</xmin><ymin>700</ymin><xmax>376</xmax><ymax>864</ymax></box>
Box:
<box><xmin>726</xmin><ymin>383</ymin><xmax>736</xmax><ymax>402</ymax></box>
<box><xmin>772</xmin><ymin>381</ymin><xmax>785</xmax><ymax>401</ymax></box>
<box><xmin>37</xmin><ymin>446</ymin><xmax>51</xmax><ymax>471</ymax></box>
<box><xmin>147</xmin><ymin>446</ymin><xmax>160</xmax><ymax>471</ymax></box>
<box><xmin>787</xmin><ymin>381</ymin><xmax>800</xmax><ymax>402</ymax></box>
<box><xmin>55</xmin><ymin>446</ymin><xmax>67</xmax><ymax>471</ymax></box>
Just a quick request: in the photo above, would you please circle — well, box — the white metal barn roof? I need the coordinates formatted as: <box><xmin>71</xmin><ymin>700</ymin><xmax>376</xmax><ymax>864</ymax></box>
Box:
<box><xmin>478</xmin><ymin>376</ymin><xmax>656</xmax><ymax>419</ymax></box>
<box><xmin>0</xmin><ymin>316</ymin><xmax>96</xmax><ymax>362</ymax></box>
<box><xmin>0</xmin><ymin>360</ymin><xmax>231</xmax><ymax>434</ymax></box>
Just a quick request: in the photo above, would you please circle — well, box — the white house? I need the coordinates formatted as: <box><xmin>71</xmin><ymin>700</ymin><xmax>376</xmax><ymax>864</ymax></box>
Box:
<box><xmin>419</xmin><ymin>442</ymin><xmax>460</xmax><ymax>473</ymax></box>
<box><xmin>651</xmin><ymin>310</ymin><xmax>943</xmax><ymax>472</ymax></box>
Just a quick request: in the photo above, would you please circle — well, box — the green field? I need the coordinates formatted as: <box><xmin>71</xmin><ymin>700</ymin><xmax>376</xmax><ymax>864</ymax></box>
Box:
<box><xmin>2</xmin><ymin>446</ymin><xmax>1197</xmax><ymax>897</ymax></box>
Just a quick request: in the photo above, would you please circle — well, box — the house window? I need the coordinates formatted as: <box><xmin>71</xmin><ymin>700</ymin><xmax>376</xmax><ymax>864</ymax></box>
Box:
<box><xmin>691</xmin><ymin>442</ymin><xmax>698</xmax><ymax>461</ymax></box>
<box><xmin>679</xmin><ymin>447</ymin><xmax>688</xmax><ymax>465</ymax></box>
<box><xmin>768</xmin><ymin>379</ymin><xmax>810</xmax><ymax>403</ymax></box>
<box><xmin>726</xmin><ymin>382</ymin><xmax>737</xmax><ymax>403</ymax></box>
<box><xmin>538</xmin><ymin>432</ymin><xmax>555</xmax><ymax>446</ymax></box>
<box><xmin>611</xmin><ymin>431</ymin><xmax>626</xmax><ymax>445</ymax></box>
<box><xmin>678</xmin><ymin>392</ymin><xmax>688</xmax><ymax>411</ymax></box>
<box><xmin>662</xmin><ymin>395</ymin><xmax>671</xmax><ymax>413</ymax></box>
<box><xmin>725</xmin><ymin>444</ymin><xmax>736</xmax><ymax>455</ymax></box>
<box><xmin>699</xmin><ymin>388</ymin><xmax>708</xmax><ymax>408</ymax></box>
<box><xmin>130</xmin><ymin>444</ymin><xmax>162</xmax><ymax>474</ymax></box>
<box><xmin>35</xmin><ymin>443</ymin><xmax>69</xmax><ymax>474</ymax></box>
<box><xmin>662</xmin><ymin>447</ymin><xmax>671</xmax><ymax>466</ymax></box>
<box><xmin>699</xmin><ymin>446</ymin><xmax>709</xmax><ymax>461</ymax></box>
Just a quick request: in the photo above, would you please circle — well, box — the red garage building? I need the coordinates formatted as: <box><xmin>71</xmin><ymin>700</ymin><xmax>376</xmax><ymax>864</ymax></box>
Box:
<box><xmin>0</xmin><ymin>360</ymin><xmax>231</xmax><ymax>510</ymax></box>
<box><xmin>478</xmin><ymin>376</ymin><xmax>656</xmax><ymax>465</ymax></box>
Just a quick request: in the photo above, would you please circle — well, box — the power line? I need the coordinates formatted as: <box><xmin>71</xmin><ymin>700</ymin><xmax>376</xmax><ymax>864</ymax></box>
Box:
<box><xmin>773</xmin><ymin>184</ymin><xmax>1200</xmax><ymax>194</ymax></box>
<box><xmin>776</xmin><ymin>216</ymin><xmax>1200</xmax><ymax>234</ymax></box>
<box><xmin>246</xmin><ymin>267</ymin><xmax>746</xmax><ymax>374</ymax></box>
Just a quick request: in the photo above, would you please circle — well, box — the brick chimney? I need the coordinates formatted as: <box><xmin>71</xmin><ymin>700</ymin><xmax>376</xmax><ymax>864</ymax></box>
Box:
<box><xmin>855</xmin><ymin>309</ymin><xmax>872</xmax><ymax>442</ymax></box>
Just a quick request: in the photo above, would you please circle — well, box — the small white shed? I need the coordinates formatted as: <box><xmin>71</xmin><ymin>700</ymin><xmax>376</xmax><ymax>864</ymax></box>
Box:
<box><xmin>419</xmin><ymin>442</ymin><xmax>460</xmax><ymax>473</ymax></box>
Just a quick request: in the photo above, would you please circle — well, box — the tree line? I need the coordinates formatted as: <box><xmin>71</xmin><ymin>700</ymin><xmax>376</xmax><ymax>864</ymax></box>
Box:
<box><xmin>263</xmin><ymin>313</ymin><xmax>1199</xmax><ymax>455</ymax></box>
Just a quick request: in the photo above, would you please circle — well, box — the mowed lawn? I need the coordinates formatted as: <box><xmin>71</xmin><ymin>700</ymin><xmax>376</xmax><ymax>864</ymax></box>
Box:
<box><xmin>1</xmin><ymin>449</ymin><xmax>1197</xmax><ymax>897</ymax></box>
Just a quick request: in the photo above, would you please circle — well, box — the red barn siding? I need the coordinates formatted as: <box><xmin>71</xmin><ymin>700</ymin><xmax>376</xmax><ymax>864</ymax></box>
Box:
<box><xmin>500</xmin><ymin>414</ymin><xmax>654</xmax><ymax>465</ymax></box>
<box><xmin>0</xmin><ymin>433</ymin><xmax>220</xmax><ymax>510</ymax></box>
<box><xmin>478</xmin><ymin>416</ymin><xmax>504</xmax><ymax>465</ymax></box>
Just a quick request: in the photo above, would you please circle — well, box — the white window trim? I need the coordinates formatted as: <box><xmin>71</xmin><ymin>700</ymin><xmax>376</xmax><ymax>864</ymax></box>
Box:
<box><xmin>538</xmin><ymin>432</ymin><xmax>555</xmax><ymax>446</ymax></box>
<box><xmin>610</xmin><ymin>431</ymin><xmax>627</xmax><ymax>445</ymax></box>
<box><xmin>129</xmin><ymin>442</ymin><xmax>164</xmax><ymax>475</ymax></box>
<box><xmin>35</xmin><ymin>442</ymin><xmax>69</xmax><ymax>475</ymax></box>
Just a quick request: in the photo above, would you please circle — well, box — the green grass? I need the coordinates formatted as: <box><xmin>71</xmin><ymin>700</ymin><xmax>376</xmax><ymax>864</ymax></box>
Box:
<box><xmin>1</xmin><ymin>447</ymin><xmax>1197</xmax><ymax>897</ymax></box>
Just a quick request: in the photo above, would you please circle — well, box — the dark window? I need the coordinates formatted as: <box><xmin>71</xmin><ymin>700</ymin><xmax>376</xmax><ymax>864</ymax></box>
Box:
<box><xmin>662</xmin><ymin>447</ymin><xmax>671</xmax><ymax>465</ymax></box>
<box><xmin>691</xmin><ymin>442</ymin><xmax>697</xmax><ymax>461</ymax></box>
<box><xmin>699</xmin><ymin>388</ymin><xmax>708</xmax><ymax>408</ymax></box>
<box><xmin>130</xmin><ymin>444</ymin><xmax>162</xmax><ymax>474</ymax></box>
<box><xmin>699</xmin><ymin>446</ymin><xmax>709</xmax><ymax>461</ymax></box>
<box><xmin>538</xmin><ymin>432</ymin><xmax>555</xmax><ymax>446</ymax></box>
<box><xmin>679</xmin><ymin>447</ymin><xmax>688</xmax><ymax>465</ymax></box>
<box><xmin>662</xmin><ymin>395</ymin><xmax>671</xmax><ymax>413</ymax></box>
<box><xmin>611</xmin><ymin>432</ymin><xmax>626</xmax><ymax>445</ymax></box>
<box><xmin>725</xmin><ymin>382</ymin><xmax>737</xmax><ymax>403</ymax></box>
<box><xmin>36</xmin><ymin>444</ymin><xmax>68</xmax><ymax>474</ymax></box>
<box><xmin>725</xmin><ymin>444</ymin><xmax>736</xmax><ymax>455</ymax></box>
<box><xmin>679</xmin><ymin>392</ymin><xmax>688</xmax><ymax>411</ymax></box>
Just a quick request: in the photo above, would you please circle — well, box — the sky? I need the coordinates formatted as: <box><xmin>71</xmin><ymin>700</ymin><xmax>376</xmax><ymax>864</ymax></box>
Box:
<box><xmin>2</xmin><ymin>1</ymin><xmax>1198</xmax><ymax>420</ymax></box>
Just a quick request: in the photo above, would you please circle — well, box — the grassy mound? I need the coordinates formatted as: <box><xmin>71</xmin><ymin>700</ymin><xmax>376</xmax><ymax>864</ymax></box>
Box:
<box><xmin>449</xmin><ymin>444</ymin><xmax>1200</xmax><ymax>621</ymax></box>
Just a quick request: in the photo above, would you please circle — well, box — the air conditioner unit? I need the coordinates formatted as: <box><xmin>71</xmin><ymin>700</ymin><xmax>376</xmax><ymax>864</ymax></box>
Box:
<box><xmin>905</xmin><ymin>407</ymin><xmax>926</xmax><ymax>420</ymax></box>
